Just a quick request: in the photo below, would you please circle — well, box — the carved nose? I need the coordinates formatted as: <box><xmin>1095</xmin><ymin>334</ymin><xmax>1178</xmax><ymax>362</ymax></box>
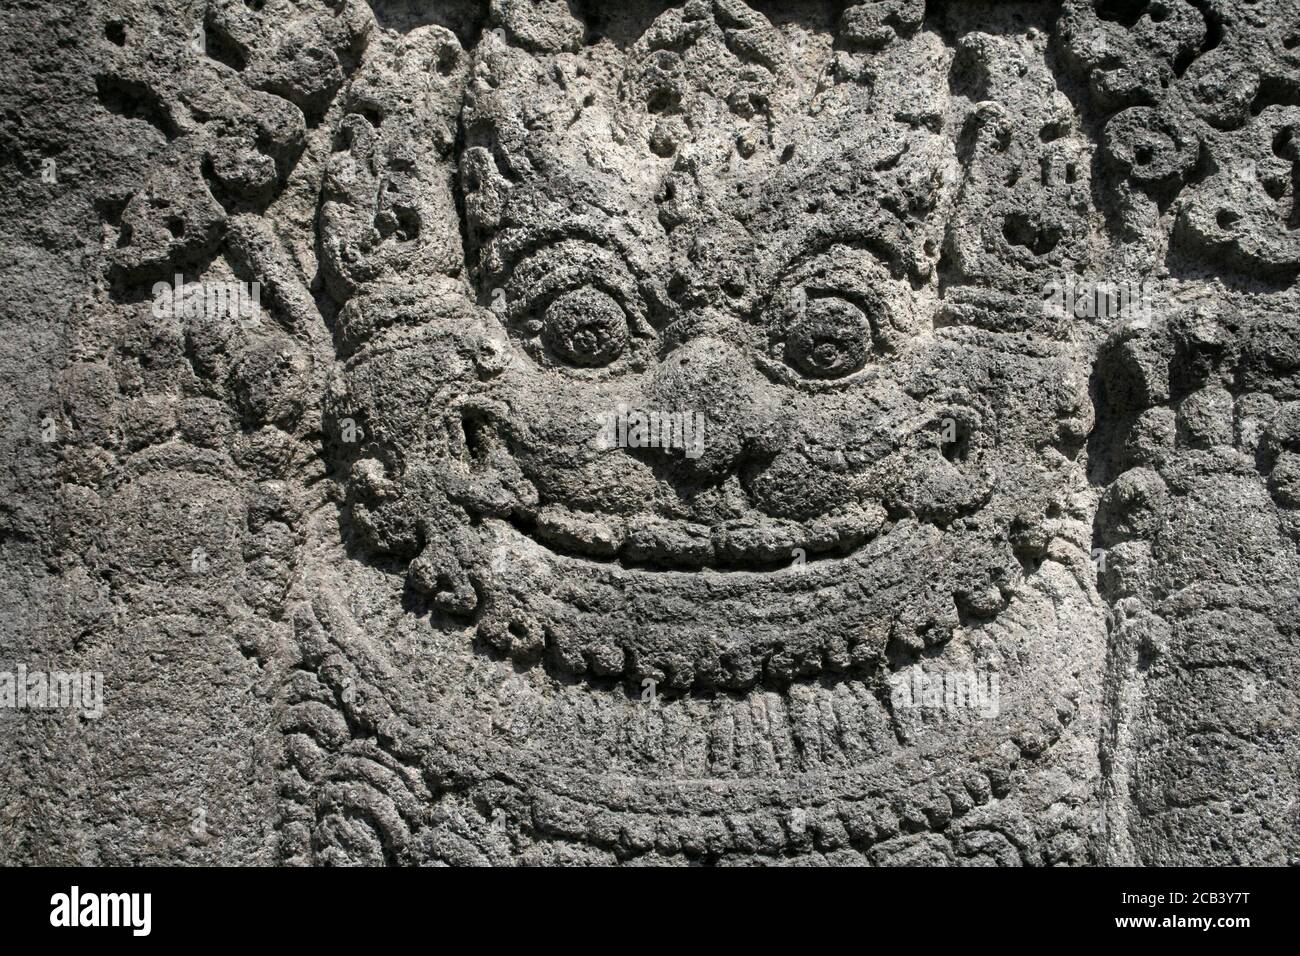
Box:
<box><xmin>643</xmin><ymin>336</ymin><xmax>785</xmax><ymax>480</ymax></box>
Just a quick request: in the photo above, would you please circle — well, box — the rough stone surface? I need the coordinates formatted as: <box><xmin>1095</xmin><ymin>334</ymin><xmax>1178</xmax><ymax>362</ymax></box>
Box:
<box><xmin>1</xmin><ymin>0</ymin><xmax>1298</xmax><ymax>866</ymax></box>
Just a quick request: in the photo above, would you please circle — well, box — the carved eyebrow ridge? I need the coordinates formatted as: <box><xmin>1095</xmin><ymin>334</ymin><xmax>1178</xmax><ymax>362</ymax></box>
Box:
<box><xmin>484</xmin><ymin>226</ymin><xmax>648</xmax><ymax>285</ymax></box>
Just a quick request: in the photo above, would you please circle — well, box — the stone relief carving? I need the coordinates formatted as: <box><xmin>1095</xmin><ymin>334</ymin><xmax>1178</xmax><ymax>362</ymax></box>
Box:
<box><xmin>4</xmin><ymin>0</ymin><xmax>1298</xmax><ymax>866</ymax></box>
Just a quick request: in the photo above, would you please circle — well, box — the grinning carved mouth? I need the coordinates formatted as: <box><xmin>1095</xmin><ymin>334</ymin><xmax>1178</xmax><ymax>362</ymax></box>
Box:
<box><xmin>492</xmin><ymin>500</ymin><xmax>890</xmax><ymax>573</ymax></box>
<box><xmin>391</xmin><ymin>410</ymin><xmax>1006</xmax><ymax>690</ymax></box>
<box><xmin>469</xmin><ymin>506</ymin><xmax>1014</xmax><ymax>692</ymax></box>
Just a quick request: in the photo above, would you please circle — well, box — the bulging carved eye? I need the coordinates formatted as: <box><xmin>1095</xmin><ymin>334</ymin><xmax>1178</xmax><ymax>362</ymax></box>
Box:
<box><xmin>784</xmin><ymin>298</ymin><xmax>873</xmax><ymax>379</ymax></box>
<box><xmin>542</xmin><ymin>287</ymin><xmax>629</xmax><ymax>367</ymax></box>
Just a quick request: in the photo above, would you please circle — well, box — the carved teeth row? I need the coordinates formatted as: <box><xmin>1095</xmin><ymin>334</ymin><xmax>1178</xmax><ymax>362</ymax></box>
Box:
<box><xmin>520</xmin><ymin>502</ymin><xmax>888</xmax><ymax>570</ymax></box>
<box><xmin>467</xmin><ymin>514</ymin><xmax>1021</xmax><ymax>690</ymax></box>
<box><xmin>533</xmin><ymin>506</ymin><xmax>623</xmax><ymax>557</ymax></box>
<box><xmin>621</xmin><ymin>519</ymin><xmax>712</xmax><ymax>567</ymax></box>
<box><xmin>475</xmin><ymin>603</ymin><xmax>910</xmax><ymax>691</ymax></box>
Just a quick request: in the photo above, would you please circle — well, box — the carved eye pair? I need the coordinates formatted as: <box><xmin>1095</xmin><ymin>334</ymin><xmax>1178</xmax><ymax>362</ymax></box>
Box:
<box><xmin>531</xmin><ymin>284</ymin><xmax>875</xmax><ymax>379</ymax></box>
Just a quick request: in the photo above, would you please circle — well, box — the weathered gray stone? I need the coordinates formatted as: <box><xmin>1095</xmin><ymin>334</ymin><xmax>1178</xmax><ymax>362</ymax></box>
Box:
<box><xmin>1</xmin><ymin>0</ymin><xmax>1298</xmax><ymax>866</ymax></box>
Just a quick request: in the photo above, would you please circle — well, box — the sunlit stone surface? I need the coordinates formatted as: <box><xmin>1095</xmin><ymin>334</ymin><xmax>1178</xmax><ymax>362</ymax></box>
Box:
<box><xmin>2</xmin><ymin>0</ymin><xmax>1298</xmax><ymax>865</ymax></box>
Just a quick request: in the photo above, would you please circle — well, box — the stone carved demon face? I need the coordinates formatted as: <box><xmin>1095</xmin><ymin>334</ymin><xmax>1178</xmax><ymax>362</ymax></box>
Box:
<box><xmin>322</xmin><ymin>2</ymin><xmax>1106</xmax><ymax>862</ymax></box>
